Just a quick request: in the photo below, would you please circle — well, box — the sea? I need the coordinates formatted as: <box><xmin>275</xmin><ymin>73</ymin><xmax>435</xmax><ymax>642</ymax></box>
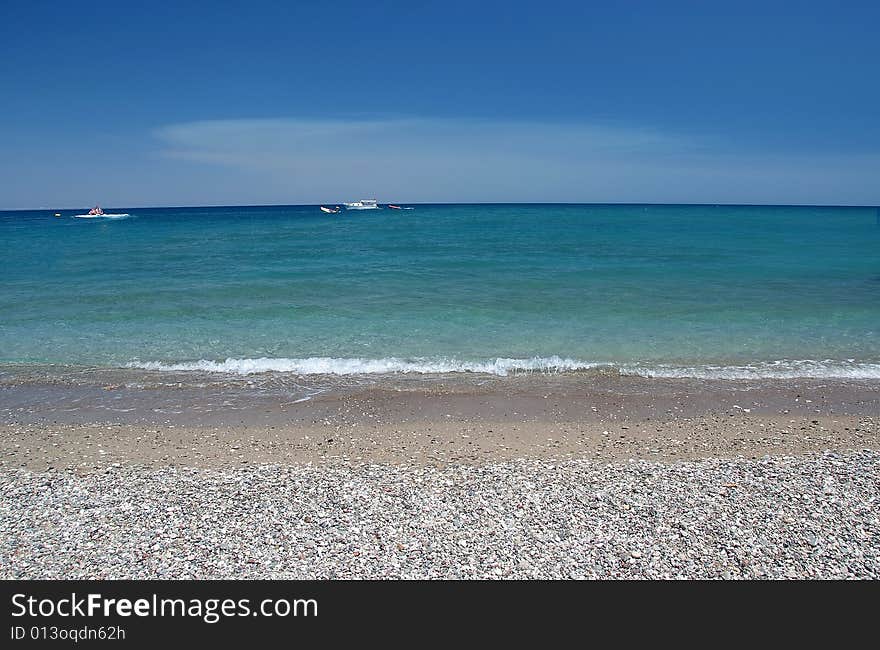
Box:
<box><xmin>1</xmin><ymin>203</ymin><xmax>879</xmax><ymax>394</ymax></box>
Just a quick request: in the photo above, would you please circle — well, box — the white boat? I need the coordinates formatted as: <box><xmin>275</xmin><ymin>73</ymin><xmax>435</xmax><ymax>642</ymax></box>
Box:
<box><xmin>73</xmin><ymin>213</ymin><xmax>130</xmax><ymax>219</ymax></box>
<box><xmin>343</xmin><ymin>199</ymin><xmax>379</xmax><ymax>210</ymax></box>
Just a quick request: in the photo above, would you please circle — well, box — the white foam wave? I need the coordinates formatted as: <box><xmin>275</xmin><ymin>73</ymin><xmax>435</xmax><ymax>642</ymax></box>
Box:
<box><xmin>128</xmin><ymin>356</ymin><xmax>603</xmax><ymax>377</ymax></box>
<box><xmin>618</xmin><ymin>359</ymin><xmax>880</xmax><ymax>380</ymax></box>
<box><xmin>126</xmin><ymin>357</ymin><xmax>880</xmax><ymax>379</ymax></box>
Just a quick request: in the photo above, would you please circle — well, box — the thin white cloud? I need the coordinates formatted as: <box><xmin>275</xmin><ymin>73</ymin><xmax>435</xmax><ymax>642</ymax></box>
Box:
<box><xmin>151</xmin><ymin>117</ymin><xmax>880</xmax><ymax>205</ymax></box>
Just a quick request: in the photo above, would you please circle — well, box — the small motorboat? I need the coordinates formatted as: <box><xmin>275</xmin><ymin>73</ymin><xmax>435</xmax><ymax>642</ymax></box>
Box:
<box><xmin>73</xmin><ymin>205</ymin><xmax>129</xmax><ymax>219</ymax></box>
<box><xmin>320</xmin><ymin>206</ymin><xmax>341</xmax><ymax>214</ymax></box>
<box><xmin>387</xmin><ymin>204</ymin><xmax>402</xmax><ymax>210</ymax></box>
<box><xmin>343</xmin><ymin>199</ymin><xmax>379</xmax><ymax>210</ymax></box>
<box><xmin>75</xmin><ymin>205</ymin><xmax>124</xmax><ymax>218</ymax></box>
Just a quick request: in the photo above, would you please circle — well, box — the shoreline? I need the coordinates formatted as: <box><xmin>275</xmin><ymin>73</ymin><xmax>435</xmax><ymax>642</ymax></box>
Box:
<box><xmin>3</xmin><ymin>376</ymin><xmax>878</xmax><ymax>579</ymax></box>
<box><xmin>2</xmin><ymin>376</ymin><xmax>878</xmax><ymax>471</ymax></box>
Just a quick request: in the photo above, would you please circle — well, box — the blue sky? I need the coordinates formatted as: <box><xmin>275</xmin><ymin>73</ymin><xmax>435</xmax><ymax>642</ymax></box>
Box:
<box><xmin>1</xmin><ymin>0</ymin><xmax>878</xmax><ymax>208</ymax></box>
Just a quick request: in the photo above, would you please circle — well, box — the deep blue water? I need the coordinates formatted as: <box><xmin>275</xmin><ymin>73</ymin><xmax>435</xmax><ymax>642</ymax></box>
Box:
<box><xmin>1</xmin><ymin>204</ymin><xmax>878</xmax><ymax>378</ymax></box>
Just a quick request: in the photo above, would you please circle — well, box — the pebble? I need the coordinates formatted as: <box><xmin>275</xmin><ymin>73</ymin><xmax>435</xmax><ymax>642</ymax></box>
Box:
<box><xmin>1</xmin><ymin>450</ymin><xmax>878</xmax><ymax>579</ymax></box>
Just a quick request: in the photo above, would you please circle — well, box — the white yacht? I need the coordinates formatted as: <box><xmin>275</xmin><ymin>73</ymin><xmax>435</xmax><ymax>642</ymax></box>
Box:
<box><xmin>343</xmin><ymin>199</ymin><xmax>379</xmax><ymax>210</ymax></box>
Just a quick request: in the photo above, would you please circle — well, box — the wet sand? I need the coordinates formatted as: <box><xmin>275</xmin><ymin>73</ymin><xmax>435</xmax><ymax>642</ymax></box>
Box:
<box><xmin>2</xmin><ymin>377</ymin><xmax>877</xmax><ymax>471</ymax></box>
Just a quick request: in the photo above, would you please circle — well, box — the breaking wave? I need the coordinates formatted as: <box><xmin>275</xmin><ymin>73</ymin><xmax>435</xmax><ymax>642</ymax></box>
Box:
<box><xmin>621</xmin><ymin>359</ymin><xmax>880</xmax><ymax>379</ymax></box>
<box><xmin>126</xmin><ymin>357</ymin><xmax>880</xmax><ymax>379</ymax></box>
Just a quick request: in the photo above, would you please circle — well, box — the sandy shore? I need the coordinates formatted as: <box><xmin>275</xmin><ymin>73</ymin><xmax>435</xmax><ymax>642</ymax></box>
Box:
<box><xmin>2</xmin><ymin>377</ymin><xmax>878</xmax><ymax>579</ymax></box>
<box><xmin>1</xmin><ymin>377</ymin><xmax>878</xmax><ymax>470</ymax></box>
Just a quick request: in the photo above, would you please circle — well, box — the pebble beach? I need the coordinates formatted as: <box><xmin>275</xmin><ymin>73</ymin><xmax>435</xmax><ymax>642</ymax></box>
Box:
<box><xmin>2</xmin><ymin>450</ymin><xmax>878</xmax><ymax>579</ymax></box>
<box><xmin>3</xmin><ymin>12</ymin><xmax>879</xmax><ymax>589</ymax></box>
<box><xmin>2</xmin><ymin>377</ymin><xmax>879</xmax><ymax>579</ymax></box>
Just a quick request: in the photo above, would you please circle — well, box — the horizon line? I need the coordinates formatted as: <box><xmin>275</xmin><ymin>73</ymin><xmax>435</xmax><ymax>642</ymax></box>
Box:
<box><xmin>3</xmin><ymin>201</ymin><xmax>880</xmax><ymax>213</ymax></box>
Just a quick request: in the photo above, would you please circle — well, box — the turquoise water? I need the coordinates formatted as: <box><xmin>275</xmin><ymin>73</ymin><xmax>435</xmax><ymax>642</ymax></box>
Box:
<box><xmin>1</xmin><ymin>204</ymin><xmax>878</xmax><ymax>378</ymax></box>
